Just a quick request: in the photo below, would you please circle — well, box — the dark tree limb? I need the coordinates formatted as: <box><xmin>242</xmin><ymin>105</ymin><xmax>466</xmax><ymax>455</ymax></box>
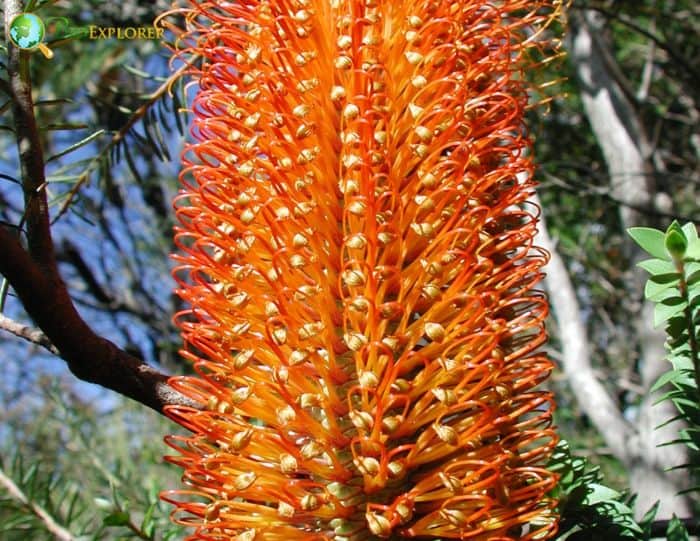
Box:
<box><xmin>5</xmin><ymin>0</ymin><xmax>55</xmax><ymax>270</ymax></box>
<box><xmin>1</xmin><ymin>1</ymin><xmax>198</xmax><ymax>414</ymax></box>
<box><xmin>0</xmin><ymin>227</ymin><xmax>197</xmax><ymax>413</ymax></box>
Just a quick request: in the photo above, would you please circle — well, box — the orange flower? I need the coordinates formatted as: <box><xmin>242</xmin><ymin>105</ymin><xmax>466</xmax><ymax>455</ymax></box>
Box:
<box><xmin>162</xmin><ymin>1</ymin><xmax>562</xmax><ymax>539</ymax></box>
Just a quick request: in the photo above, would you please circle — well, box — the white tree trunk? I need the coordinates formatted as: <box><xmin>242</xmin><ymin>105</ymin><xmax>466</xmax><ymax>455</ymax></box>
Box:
<box><xmin>567</xmin><ymin>10</ymin><xmax>691</xmax><ymax>519</ymax></box>
<box><xmin>532</xmin><ymin>194</ymin><xmax>634</xmax><ymax>462</ymax></box>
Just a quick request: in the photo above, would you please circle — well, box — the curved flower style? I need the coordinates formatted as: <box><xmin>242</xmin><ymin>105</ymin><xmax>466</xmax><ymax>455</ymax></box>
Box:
<box><xmin>163</xmin><ymin>1</ymin><xmax>563</xmax><ymax>539</ymax></box>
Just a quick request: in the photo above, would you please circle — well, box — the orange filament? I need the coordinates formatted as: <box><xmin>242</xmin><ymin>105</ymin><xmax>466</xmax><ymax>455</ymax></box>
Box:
<box><xmin>162</xmin><ymin>1</ymin><xmax>563</xmax><ymax>539</ymax></box>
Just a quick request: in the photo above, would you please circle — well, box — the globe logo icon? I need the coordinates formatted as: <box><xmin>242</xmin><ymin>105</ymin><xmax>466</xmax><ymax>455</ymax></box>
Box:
<box><xmin>9</xmin><ymin>13</ymin><xmax>53</xmax><ymax>58</ymax></box>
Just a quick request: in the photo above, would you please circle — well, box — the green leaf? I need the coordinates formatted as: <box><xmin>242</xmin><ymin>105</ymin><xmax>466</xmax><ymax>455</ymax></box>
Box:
<box><xmin>46</xmin><ymin>130</ymin><xmax>106</xmax><ymax>162</ymax></box>
<box><xmin>682</xmin><ymin>223</ymin><xmax>700</xmax><ymax>259</ymax></box>
<box><xmin>686</xmin><ymin>261</ymin><xmax>700</xmax><ymax>285</ymax></box>
<box><xmin>659</xmin><ymin>437</ymin><xmax>696</xmax><ymax>449</ymax></box>
<box><xmin>654</xmin><ymin>296</ymin><xmax>687</xmax><ymax>327</ymax></box>
<box><xmin>584</xmin><ymin>483</ymin><xmax>621</xmax><ymax>504</ymax></box>
<box><xmin>639</xmin><ymin>501</ymin><xmax>659</xmax><ymax>539</ymax></box>
<box><xmin>667</xmin><ymin>355</ymin><xmax>693</xmax><ymax>372</ymax></box>
<box><xmin>678</xmin><ymin>484</ymin><xmax>700</xmax><ymax>496</ymax></box>
<box><xmin>682</xmin><ymin>222</ymin><xmax>698</xmax><ymax>242</ymax></box>
<box><xmin>637</xmin><ymin>258</ymin><xmax>677</xmax><ymax>275</ymax></box>
<box><xmin>141</xmin><ymin>501</ymin><xmax>157</xmax><ymax>538</ymax></box>
<box><xmin>665</xmin><ymin>221</ymin><xmax>688</xmax><ymax>258</ymax></box>
<box><xmin>103</xmin><ymin>511</ymin><xmax>130</xmax><ymax>527</ymax></box>
<box><xmin>21</xmin><ymin>463</ymin><xmax>38</xmax><ymax>485</ymax></box>
<box><xmin>628</xmin><ymin>227</ymin><xmax>670</xmax><ymax>260</ymax></box>
<box><xmin>651</xmin><ymin>369</ymin><xmax>685</xmax><ymax>394</ymax></box>
<box><xmin>644</xmin><ymin>274</ymin><xmax>680</xmax><ymax>300</ymax></box>
<box><xmin>666</xmin><ymin>516</ymin><xmax>690</xmax><ymax>541</ymax></box>
<box><xmin>64</xmin><ymin>489</ymin><xmax>82</xmax><ymax>523</ymax></box>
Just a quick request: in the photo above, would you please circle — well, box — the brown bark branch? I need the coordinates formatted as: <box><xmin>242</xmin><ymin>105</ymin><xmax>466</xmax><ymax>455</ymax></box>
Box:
<box><xmin>1</xmin><ymin>2</ymin><xmax>198</xmax><ymax>414</ymax></box>
<box><xmin>5</xmin><ymin>0</ymin><xmax>55</xmax><ymax>269</ymax></box>
<box><xmin>0</xmin><ymin>227</ymin><xmax>197</xmax><ymax>412</ymax></box>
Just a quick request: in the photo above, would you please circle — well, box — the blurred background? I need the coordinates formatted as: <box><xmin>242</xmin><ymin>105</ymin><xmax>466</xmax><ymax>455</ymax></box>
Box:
<box><xmin>0</xmin><ymin>0</ymin><xmax>698</xmax><ymax>538</ymax></box>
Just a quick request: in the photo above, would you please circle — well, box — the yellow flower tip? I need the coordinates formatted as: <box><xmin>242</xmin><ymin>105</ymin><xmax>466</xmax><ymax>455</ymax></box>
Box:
<box><xmin>279</xmin><ymin>453</ymin><xmax>299</xmax><ymax>474</ymax></box>
<box><xmin>424</xmin><ymin>321</ymin><xmax>446</xmax><ymax>342</ymax></box>
<box><xmin>366</xmin><ymin>511</ymin><xmax>392</xmax><ymax>537</ymax></box>
<box><xmin>233</xmin><ymin>471</ymin><xmax>257</xmax><ymax>491</ymax></box>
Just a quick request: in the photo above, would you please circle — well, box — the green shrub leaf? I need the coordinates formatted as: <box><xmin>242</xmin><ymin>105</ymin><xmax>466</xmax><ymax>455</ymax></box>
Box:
<box><xmin>666</xmin><ymin>516</ymin><xmax>690</xmax><ymax>541</ymax></box>
<box><xmin>653</xmin><ymin>297</ymin><xmax>687</xmax><ymax>327</ymax></box>
<box><xmin>637</xmin><ymin>258</ymin><xmax>677</xmax><ymax>275</ymax></box>
<box><xmin>103</xmin><ymin>510</ymin><xmax>130</xmax><ymax>526</ymax></box>
<box><xmin>665</xmin><ymin>221</ymin><xmax>688</xmax><ymax>259</ymax></box>
<box><xmin>628</xmin><ymin>227</ymin><xmax>670</xmax><ymax>260</ymax></box>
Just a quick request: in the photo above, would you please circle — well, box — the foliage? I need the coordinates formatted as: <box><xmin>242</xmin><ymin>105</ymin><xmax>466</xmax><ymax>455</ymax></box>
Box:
<box><xmin>1</xmin><ymin>2</ymin><xmax>191</xmax><ymax>538</ymax></box>
<box><xmin>550</xmin><ymin>440</ymin><xmax>693</xmax><ymax>540</ymax></box>
<box><xmin>1</xmin><ymin>0</ymin><xmax>188</xmax><ymax>368</ymax></box>
<box><xmin>535</xmin><ymin>0</ymin><xmax>700</xmax><ymax>498</ymax></box>
<box><xmin>630</xmin><ymin>222</ymin><xmax>700</xmax><ymax>494</ymax></box>
<box><xmin>0</xmin><ymin>380</ymin><xmax>184</xmax><ymax>540</ymax></box>
<box><xmin>547</xmin><ymin>221</ymin><xmax>700</xmax><ymax>540</ymax></box>
<box><xmin>549</xmin><ymin>440</ymin><xmax>646</xmax><ymax>539</ymax></box>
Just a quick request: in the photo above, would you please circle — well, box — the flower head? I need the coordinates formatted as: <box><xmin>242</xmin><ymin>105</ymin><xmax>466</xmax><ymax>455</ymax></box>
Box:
<box><xmin>163</xmin><ymin>1</ymin><xmax>563</xmax><ymax>539</ymax></box>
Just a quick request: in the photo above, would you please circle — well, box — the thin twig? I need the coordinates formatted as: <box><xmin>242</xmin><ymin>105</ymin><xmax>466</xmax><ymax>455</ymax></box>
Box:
<box><xmin>576</xmin><ymin>3</ymin><xmax>700</xmax><ymax>84</ymax></box>
<box><xmin>540</xmin><ymin>170</ymin><xmax>700</xmax><ymax>223</ymax></box>
<box><xmin>636</xmin><ymin>19</ymin><xmax>656</xmax><ymax>102</ymax></box>
<box><xmin>52</xmin><ymin>59</ymin><xmax>195</xmax><ymax>224</ymax></box>
<box><xmin>0</xmin><ymin>466</ymin><xmax>77</xmax><ymax>541</ymax></box>
<box><xmin>0</xmin><ymin>313</ymin><xmax>59</xmax><ymax>354</ymax></box>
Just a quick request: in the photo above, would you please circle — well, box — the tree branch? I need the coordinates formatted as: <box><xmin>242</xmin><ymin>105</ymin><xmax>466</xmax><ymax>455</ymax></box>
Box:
<box><xmin>0</xmin><ymin>313</ymin><xmax>59</xmax><ymax>354</ymax></box>
<box><xmin>576</xmin><ymin>3</ymin><xmax>700</xmax><ymax>86</ymax></box>
<box><xmin>0</xmin><ymin>227</ymin><xmax>197</xmax><ymax>412</ymax></box>
<box><xmin>52</xmin><ymin>58</ymin><xmax>195</xmax><ymax>224</ymax></box>
<box><xmin>0</xmin><ymin>466</ymin><xmax>77</xmax><ymax>541</ymax></box>
<box><xmin>1</xmin><ymin>4</ymin><xmax>198</xmax><ymax>414</ymax></box>
<box><xmin>5</xmin><ymin>0</ymin><xmax>55</xmax><ymax>270</ymax></box>
<box><xmin>568</xmin><ymin>10</ymin><xmax>655</xmax><ymax>230</ymax></box>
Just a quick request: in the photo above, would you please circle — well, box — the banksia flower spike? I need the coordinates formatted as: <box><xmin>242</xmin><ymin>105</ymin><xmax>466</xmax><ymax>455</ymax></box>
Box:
<box><xmin>162</xmin><ymin>0</ymin><xmax>563</xmax><ymax>539</ymax></box>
